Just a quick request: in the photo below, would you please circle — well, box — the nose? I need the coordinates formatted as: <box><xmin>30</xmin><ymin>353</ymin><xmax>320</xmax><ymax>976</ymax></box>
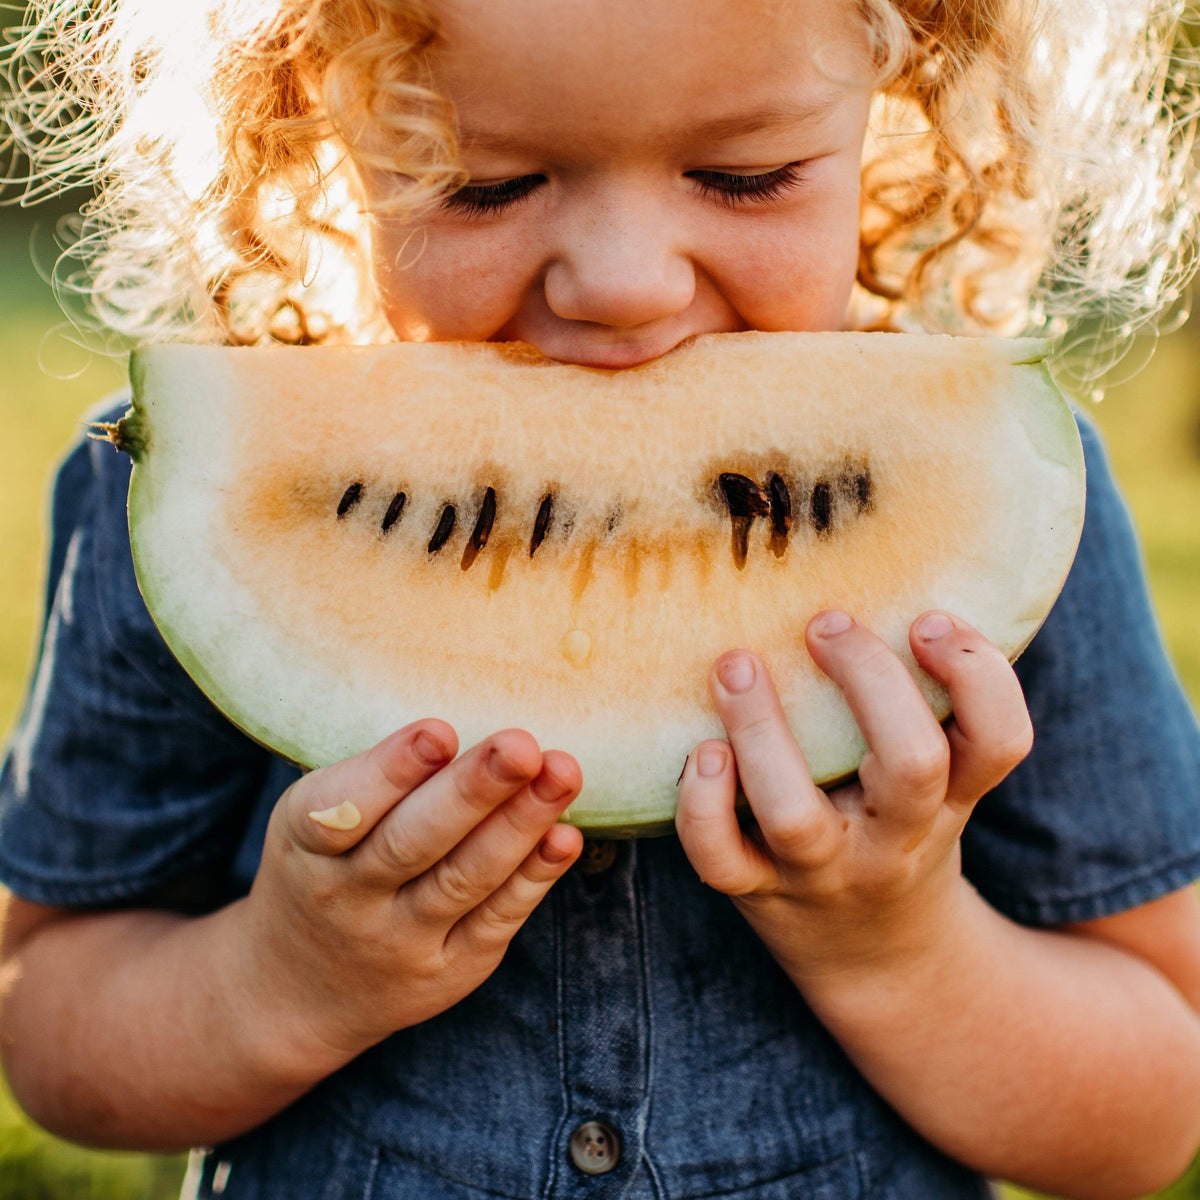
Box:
<box><xmin>543</xmin><ymin>194</ymin><xmax>696</xmax><ymax>329</ymax></box>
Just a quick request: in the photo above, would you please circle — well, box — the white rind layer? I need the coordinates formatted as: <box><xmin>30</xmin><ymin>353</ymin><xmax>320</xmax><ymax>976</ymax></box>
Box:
<box><xmin>126</xmin><ymin>331</ymin><xmax>1084</xmax><ymax>836</ymax></box>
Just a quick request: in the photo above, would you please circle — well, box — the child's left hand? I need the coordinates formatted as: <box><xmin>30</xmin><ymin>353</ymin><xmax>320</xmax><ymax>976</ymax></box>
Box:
<box><xmin>676</xmin><ymin>610</ymin><xmax>1034</xmax><ymax>988</ymax></box>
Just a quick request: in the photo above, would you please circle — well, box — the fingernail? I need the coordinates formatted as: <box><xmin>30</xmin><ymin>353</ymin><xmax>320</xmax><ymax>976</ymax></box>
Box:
<box><xmin>814</xmin><ymin>609</ymin><xmax>853</xmax><ymax>638</ymax></box>
<box><xmin>717</xmin><ymin>654</ymin><xmax>756</xmax><ymax>694</ymax></box>
<box><xmin>414</xmin><ymin>731</ymin><xmax>449</xmax><ymax>766</ymax></box>
<box><xmin>532</xmin><ymin>773</ymin><xmax>571</xmax><ymax>804</ymax></box>
<box><xmin>308</xmin><ymin>800</ymin><xmax>362</xmax><ymax>831</ymax></box>
<box><xmin>488</xmin><ymin>747</ymin><xmax>529</xmax><ymax>782</ymax></box>
<box><xmin>917</xmin><ymin>612</ymin><xmax>954</xmax><ymax>641</ymax></box>
<box><xmin>697</xmin><ymin>748</ymin><xmax>727</xmax><ymax>778</ymax></box>
<box><xmin>540</xmin><ymin>839</ymin><xmax>571</xmax><ymax>864</ymax></box>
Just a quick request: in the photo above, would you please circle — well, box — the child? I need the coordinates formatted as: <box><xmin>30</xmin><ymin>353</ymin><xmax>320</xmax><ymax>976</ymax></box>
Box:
<box><xmin>3</xmin><ymin>1</ymin><xmax>1200</xmax><ymax>1197</ymax></box>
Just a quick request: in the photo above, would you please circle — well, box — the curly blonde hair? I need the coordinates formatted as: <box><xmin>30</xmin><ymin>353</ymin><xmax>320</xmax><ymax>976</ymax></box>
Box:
<box><xmin>2</xmin><ymin>0</ymin><xmax>1197</xmax><ymax>388</ymax></box>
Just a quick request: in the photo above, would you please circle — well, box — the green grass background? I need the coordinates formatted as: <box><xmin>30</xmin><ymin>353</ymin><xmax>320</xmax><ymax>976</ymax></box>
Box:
<box><xmin>0</xmin><ymin>212</ymin><xmax>1199</xmax><ymax>1196</ymax></box>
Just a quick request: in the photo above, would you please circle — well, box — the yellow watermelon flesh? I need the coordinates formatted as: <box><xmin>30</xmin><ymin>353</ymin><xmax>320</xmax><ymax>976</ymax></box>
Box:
<box><xmin>116</xmin><ymin>331</ymin><xmax>1085</xmax><ymax>836</ymax></box>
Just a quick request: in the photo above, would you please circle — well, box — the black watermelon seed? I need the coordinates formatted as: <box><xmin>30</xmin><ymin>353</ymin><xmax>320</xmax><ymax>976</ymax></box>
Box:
<box><xmin>428</xmin><ymin>504</ymin><xmax>457</xmax><ymax>554</ymax></box>
<box><xmin>767</xmin><ymin>473</ymin><xmax>792</xmax><ymax>536</ymax></box>
<box><xmin>461</xmin><ymin>488</ymin><xmax>497</xmax><ymax>570</ymax></box>
<box><xmin>717</xmin><ymin>473</ymin><xmax>770</xmax><ymax>570</ymax></box>
<box><xmin>717</xmin><ymin>473</ymin><xmax>771</xmax><ymax>518</ymax></box>
<box><xmin>853</xmin><ymin>471</ymin><xmax>873</xmax><ymax>512</ymax></box>
<box><xmin>767</xmin><ymin>473</ymin><xmax>792</xmax><ymax>559</ymax></box>
<box><xmin>811</xmin><ymin>481</ymin><xmax>832</xmax><ymax>534</ymax></box>
<box><xmin>381</xmin><ymin>491</ymin><xmax>407</xmax><ymax>533</ymax></box>
<box><xmin>835</xmin><ymin>463</ymin><xmax>873</xmax><ymax>514</ymax></box>
<box><xmin>336</xmin><ymin>482</ymin><xmax>364</xmax><ymax>518</ymax></box>
<box><xmin>530</xmin><ymin>493</ymin><xmax>554</xmax><ymax>556</ymax></box>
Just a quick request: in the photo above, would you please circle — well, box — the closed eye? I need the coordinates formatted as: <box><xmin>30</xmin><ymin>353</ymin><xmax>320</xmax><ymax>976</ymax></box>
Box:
<box><xmin>441</xmin><ymin>175</ymin><xmax>545</xmax><ymax>217</ymax></box>
<box><xmin>440</xmin><ymin>160</ymin><xmax>809</xmax><ymax>218</ymax></box>
<box><xmin>686</xmin><ymin>161</ymin><xmax>809</xmax><ymax>208</ymax></box>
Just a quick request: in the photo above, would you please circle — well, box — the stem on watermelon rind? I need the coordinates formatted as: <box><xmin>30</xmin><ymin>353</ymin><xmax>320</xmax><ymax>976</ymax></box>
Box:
<box><xmin>87</xmin><ymin>406</ymin><xmax>146</xmax><ymax>462</ymax></box>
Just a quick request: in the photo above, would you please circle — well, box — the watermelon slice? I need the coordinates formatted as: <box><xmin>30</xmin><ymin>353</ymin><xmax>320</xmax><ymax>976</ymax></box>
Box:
<box><xmin>108</xmin><ymin>332</ymin><xmax>1084</xmax><ymax>836</ymax></box>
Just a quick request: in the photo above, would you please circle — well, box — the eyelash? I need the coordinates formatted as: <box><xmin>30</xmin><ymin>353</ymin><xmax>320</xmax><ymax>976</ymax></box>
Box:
<box><xmin>688</xmin><ymin>162</ymin><xmax>808</xmax><ymax>208</ymax></box>
<box><xmin>442</xmin><ymin>175</ymin><xmax>543</xmax><ymax>217</ymax></box>
<box><xmin>441</xmin><ymin>161</ymin><xmax>809</xmax><ymax>217</ymax></box>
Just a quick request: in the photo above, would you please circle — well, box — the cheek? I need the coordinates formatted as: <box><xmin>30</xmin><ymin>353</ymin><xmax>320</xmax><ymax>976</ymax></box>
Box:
<box><xmin>711</xmin><ymin>218</ymin><xmax>860</xmax><ymax>330</ymax></box>
<box><xmin>372</xmin><ymin>223</ymin><xmax>542</xmax><ymax>341</ymax></box>
<box><xmin>714</xmin><ymin>173</ymin><xmax>864</xmax><ymax>330</ymax></box>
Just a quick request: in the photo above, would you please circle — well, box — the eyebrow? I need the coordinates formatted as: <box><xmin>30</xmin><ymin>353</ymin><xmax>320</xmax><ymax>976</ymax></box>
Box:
<box><xmin>458</xmin><ymin>96</ymin><xmax>844</xmax><ymax>155</ymax></box>
<box><xmin>687</xmin><ymin>96</ymin><xmax>844</xmax><ymax>141</ymax></box>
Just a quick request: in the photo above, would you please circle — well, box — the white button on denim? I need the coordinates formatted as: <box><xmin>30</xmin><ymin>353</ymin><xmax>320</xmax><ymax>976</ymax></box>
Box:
<box><xmin>569</xmin><ymin>1120</ymin><xmax>620</xmax><ymax>1174</ymax></box>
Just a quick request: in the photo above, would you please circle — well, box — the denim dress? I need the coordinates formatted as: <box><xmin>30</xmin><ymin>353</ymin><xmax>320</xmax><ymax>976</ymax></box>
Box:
<box><xmin>2</xmin><ymin>398</ymin><xmax>1199</xmax><ymax>1200</ymax></box>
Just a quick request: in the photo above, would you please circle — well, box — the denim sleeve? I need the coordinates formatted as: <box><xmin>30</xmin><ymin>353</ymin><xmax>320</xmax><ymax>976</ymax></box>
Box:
<box><xmin>961</xmin><ymin>415</ymin><xmax>1200</xmax><ymax>926</ymax></box>
<box><xmin>0</xmin><ymin>397</ymin><xmax>277</xmax><ymax>909</ymax></box>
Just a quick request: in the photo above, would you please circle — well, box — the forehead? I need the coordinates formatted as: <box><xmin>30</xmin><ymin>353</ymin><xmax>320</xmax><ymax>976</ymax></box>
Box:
<box><xmin>425</xmin><ymin>0</ymin><xmax>871</xmax><ymax>152</ymax></box>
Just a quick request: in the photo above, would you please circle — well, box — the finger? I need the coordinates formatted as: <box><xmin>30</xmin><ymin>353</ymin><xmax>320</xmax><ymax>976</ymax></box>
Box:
<box><xmin>709</xmin><ymin>651</ymin><xmax>844</xmax><ymax>868</ymax></box>
<box><xmin>910</xmin><ymin>611</ymin><xmax>1033</xmax><ymax>808</ymax></box>
<box><xmin>444</xmin><ymin>822</ymin><xmax>583</xmax><ymax>959</ymax></box>
<box><xmin>279</xmin><ymin>720</ymin><xmax>457</xmax><ymax>855</ymax></box>
<box><xmin>676</xmin><ymin>739</ymin><xmax>776</xmax><ymax>894</ymax></box>
<box><xmin>353</xmin><ymin>728</ymin><xmax>544</xmax><ymax>889</ymax></box>
<box><xmin>805</xmin><ymin>611</ymin><xmax>949</xmax><ymax>826</ymax></box>
<box><xmin>401</xmin><ymin>749</ymin><xmax>582</xmax><ymax>925</ymax></box>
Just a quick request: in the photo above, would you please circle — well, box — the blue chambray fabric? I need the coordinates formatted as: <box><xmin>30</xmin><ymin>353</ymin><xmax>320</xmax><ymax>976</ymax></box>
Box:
<box><xmin>2</xmin><ymin>395</ymin><xmax>1199</xmax><ymax>1200</ymax></box>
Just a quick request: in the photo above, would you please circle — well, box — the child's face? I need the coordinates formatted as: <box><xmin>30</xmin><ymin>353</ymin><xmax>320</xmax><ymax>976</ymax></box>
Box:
<box><xmin>360</xmin><ymin>0</ymin><xmax>874</xmax><ymax>367</ymax></box>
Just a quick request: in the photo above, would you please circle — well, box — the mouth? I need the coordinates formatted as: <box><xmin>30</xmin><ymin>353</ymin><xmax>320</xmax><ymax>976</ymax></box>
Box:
<box><xmin>538</xmin><ymin>343</ymin><xmax>690</xmax><ymax>370</ymax></box>
<box><xmin>495</xmin><ymin>331</ymin><xmax>706</xmax><ymax>371</ymax></box>
<box><xmin>488</xmin><ymin>304</ymin><xmax>749</xmax><ymax>369</ymax></box>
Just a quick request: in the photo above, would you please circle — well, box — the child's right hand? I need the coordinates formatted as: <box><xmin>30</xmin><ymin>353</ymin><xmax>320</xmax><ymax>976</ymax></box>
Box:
<box><xmin>238</xmin><ymin>720</ymin><xmax>582</xmax><ymax>1070</ymax></box>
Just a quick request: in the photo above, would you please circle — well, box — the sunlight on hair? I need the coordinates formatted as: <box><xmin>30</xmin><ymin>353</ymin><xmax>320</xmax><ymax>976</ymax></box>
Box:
<box><xmin>855</xmin><ymin>0</ymin><xmax>1200</xmax><ymax>391</ymax></box>
<box><xmin>1</xmin><ymin>0</ymin><xmax>1198</xmax><ymax>393</ymax></box>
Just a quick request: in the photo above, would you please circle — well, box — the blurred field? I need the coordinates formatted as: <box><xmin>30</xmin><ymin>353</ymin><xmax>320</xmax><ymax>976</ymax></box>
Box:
<box><xmin>0</xmin><ymin>206</ymin><xmax>1199</xmax><ymax>1198</ymax></box>
<box><xmin>0</xmin><ymin>218</ymin><xmax>185</xmax><ymax>1200</ymax></box>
